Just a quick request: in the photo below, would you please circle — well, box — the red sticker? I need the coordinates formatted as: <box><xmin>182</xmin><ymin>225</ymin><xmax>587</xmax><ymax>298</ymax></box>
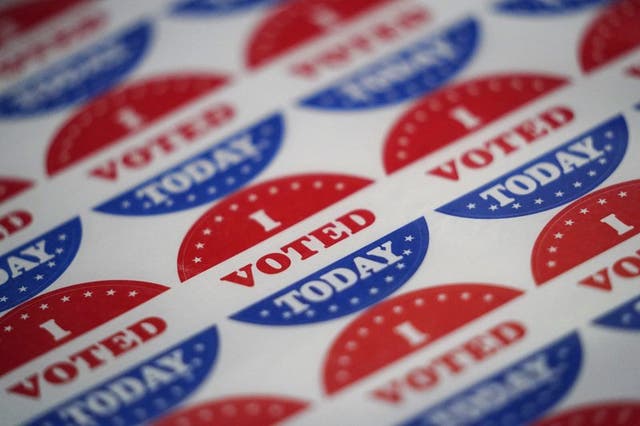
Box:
<box><xmin>178</xmin><ymin>173</ymin><xmax>372</xmax><ymax>281</ymax></box>
<box><xmin>0</xmin><ymin>0</ymin><xmax>86</xmax><ymax>46</ymax></box>
<box><xmin>579</xmin><ymin>0</ymin><xmax>640</xmax><ymax>73</ymax></box>
<box><xmin>0</xmin><ymin>177</ymin><xmax>31</xmax><ymax>204</ymax></box>
<box><xmin>323</xmin><ymin>283</ymin><xmax>522</xmax><ymax>394</ymax></box>
<box><xmin>246</xmin><ymin>0</ymin><xmax>393</xmax><ymax>69</ymax></box>
<box><xmin>153</xmin><ymin>395</ymin><xmax>308</xmax><ymax>426</ymax></box>
<box><xmin>535</xmin><ymin>402</ymin><xmax>640</xmax><ymax>426</ymax></box>
<box><xmin>383</xmin><ymin>73</ymin><xmax>568</xmax><ymax>174</ymax></box>
<box><xmin>0</xmin><ymin>280</ymin><xmax>167</xmax><ymax>377</ymax></box>
<box><xmin>46</xmin><ymin>73</ymin><xmax>230</xmax><ymax>176</ymax></box>
<box><xmin>532</xmin><ymin>180</ymin><xmax>640</xmax><ymax>286</ymax></box>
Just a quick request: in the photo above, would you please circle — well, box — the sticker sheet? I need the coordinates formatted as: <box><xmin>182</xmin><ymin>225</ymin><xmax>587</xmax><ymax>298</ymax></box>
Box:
<box><xmin>0</xmin><ymin>0</ymin><xmax>639</xmax><ymax>425</ymax></box>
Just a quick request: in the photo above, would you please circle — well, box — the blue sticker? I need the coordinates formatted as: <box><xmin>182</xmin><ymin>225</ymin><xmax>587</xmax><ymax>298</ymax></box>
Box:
<box><xmin>496</xmin><ymin>0</ymin><xmax>607</xmax><ymax>14</ymax></box>
<box><xmin>299</xmin><ymin>18</ymin><xmax>478</xmax><ymax>110</ymax></box>
<box><xmin>0</xmin><ymin>218</ymin><xmax>81</xmax><ymax>312</ymax></box>
<box><xmin>95</xmin><ymin>113</ymin><xmax>284</xmax><ymax>216</ymax></box>
<box><xmin>231</xmin><ymin>218</ymin><xmax>428</xmax><ymax>326</ymax></box>
<box><xmin>172</xmin><ymin>0</ymin><xmax>278</xmax><ymax>15</ymax></box>
<box><xmin>402</xmin><ymin>332</ymin><xmax>582</xmax><ymax>426</ymax></box>
<box><xmin>0</xmin><ymin>21</ymin><xmax>152</xmax><ymax>117</ymax></box>
<box><xmin>28</xmin><ymin>325</ymin><xmax>219</xmax><ymax>426</ymax></box>
<box><xmin>437</xmin><ymin>114</ymin><xmax>627</xmax><ymax>219</ymax></box>
<box><xmin>595</xmin><ymin>294</ymin><xmax>640</xmax><ymax>331</ymax></box>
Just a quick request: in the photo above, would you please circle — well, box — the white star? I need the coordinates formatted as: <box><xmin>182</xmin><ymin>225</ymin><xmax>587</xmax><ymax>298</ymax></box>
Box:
<box><xmin>187</xmin><ymin>194</ymin><xmax>196</xmax><ymax>202</ymax></box>
<box><xmin>129</xmin><ymin>290</ymin><xmax>138</xmax><ymax>297</ymax></box>
<box><xmin>84</xmin><ymin>291</ymin><xmax>92</xmax><ymax>298</ymax></box>
<box><xmin>305</xmin><ymin>310</ymin><xmax>315</xmax><ymax>318</ymax></box>
<box><xmin>573</xmin><ymin>181</ymin><xmax>582</xmax><ymax>188</ymax></box>
<box><xmin>437</xmin><ymin>293</ymin><xmax>447</xmax><ymax>302</ymax></box>
<box><xmin>260</xmin><ymin>310</ymin><xmax>269</xmax><ymax>317</ymax></box>
<box><xmin>396</xmin><ymin>263</ymin><xmax>405</xmax><ymax>270</ymax></box>
<box><xmin>193</xmin><ymin>257</ymin><xmax>202</xmax><ymax>263</ymax></box>
<box><xmin>369</xmin><ymin>287</ymin><xmax>379</xmax><ymax>295</ymax></box>
<box><xmin>268</xmin><ymin>186</ymin><xmax>278</xmax><ymax>195</ymax></box>
<box><xmin>290</xmin><ymin>182</ymin><xmax>301</xmax><ymax>190</ymax></box>
<box><xmin>579</xmin><ymin>208</ymin><xmax>589</xmax><ymax>215</ymax></box>
<box><xmin>35</xmin><ymin>274</ymin><xmax>44</xmax><ymax>281</ymax></box>
<box><xmin>403</xmin><ymin>249</ymin><xmax>412</xmax><ymax>256</ymax></box>
<box><xmin>106</xmin><ymin>289</ymin><xmax>116</xmax><ymax>296</ymax></box>
<box><xmin>328</xmin><ymin>305</ymin><xmax>338</xmax><ymax>312</ymax></box>
<box><xmin>195</xmin><ymin>242</ymin><xmax>204</xmax><ymax>249</ymax></box>
<box><xmin>404</xmin><ymin>235</ymin><xmax>414</xmax><ymax>242</ymax></box>
<box><xmin>547</xmin><ymin>260</ymin><xmax>556</xmax><ymax>268</ymax></box>
<box><xmin>229</xmin><ymin>203</ymin><xmax>239</xmax><ymax>211</ymax></box>
<box><xmin>392</xmin><ymin>305</ymin><xmax>403</xmax><ymax>314</ymax></box>
<box><xmin>226</xmin><ymin>177</ymin><xmax>236</xmax><ymax>185</ymax></box>
<box><xmin>555</xmin><ymin>191</ymin><xmax>564</xmax><ymax>197</ymax></box>
<box><xmin>384</xmin><ymin>276</ymin><xmax>394</xmax><ymax>283</ymax></box>
<box><xmin>207</xmin><ymin>186</ymin><xmax>216</xmax><ymax>194</ymax></box>
<box><xmin>4</xmin><ymin>326</ymin><xmax>12</xmax><ymax>332</ymax></box>
<box><xmin>202</xmin><ymin>228</ymin><xmax>212</xmax><ymax>235</ymax></box>
<box><xmin>554</xmin><ymin>232</ymin><xmax>563</xmax><ymax>239</ymax></box>
<box><xmin>143</xmin><ymin>202</ymin><xmax>151</xmax><ymax>209</ymax></box>
<box><xmin>282</xmin><ymin>312</ymin><xmax>291</xmax><ymax>319</ymax></box>
<box><xmin>597</xmin><ymin>198</ymin><xmax>607</xmax><ymax>205</ymax></box>
<box><xmin>461</xmin><ymin>292</ymin><xmax>471</xmax><ymax>300</ymax></box>
<box><xmin>61</xmin><ymin>295</ymin><xmax>71</xmax><ymax>302</ymax></box>
<box><xmin>605</xmin><ymin>131</ymin><xmax>614</xmax><ymax>139</ymax></box>
<box><xmin>489</xmin><ymin>204</ymin><xmax>498</xmax><ymax>211</ymax></box>
<box><xmin>248</xmin><ymin>194</ymin><xmax>258</xmax><ymax>202</ymax></box>
<box><xmin>335</xmin><ymin>182</ymin><xmax>345</xmax><ymax>190</ymax></box>
<box><xmin>313</xmin><ymin>181</ymin><xmax>323</xmax><ymax>189</ymax></box>
<box><xmin>47</xmin><ymin>261</ymin><xmax>56</xmax><ymax>268</ymax></box>
<box><xmin>512</xmin><ymin>203</ymin><xmax>521</xmax><ymax>209</ymax></box>
<box><xmin>588</xmin><ymin>170</ymin><xmax>596</xmax><ymax>177</ymax></box>
<box><xmin>241</xmin><ymin>165</ymin><xmax>252</xmax><ymax>174</ymax></box>
<box><xmin>534</xmin><ymin>198</ymin><xmax>543</xmax><ymax>205</ymax></box>
<box><xmin>604</xmin><ymin>143</ymin><xmax>613</xmax><ymax>151</ymax></box>
<box><xmin>466</xmin><ymin>203</ymin><xmax>476</xmax><ymax>210</ymax></box>
<box><xmin>598</xmin><ymin>158</ymin><xmax>607</xmax><ymax>165</ymax></box>
<box><xmin>214</xmin><ymin>215</ymin><xmax>223</xmax><ymax>223</ymax></box>
<box><xmin>20</xmin><ymin>314</ymin><xmax>29</xmax><ymax>320</ymax></box>
<box><xmin>564</xmin><ymin>219</ymin><xmax>574</xmax><ymax>226</ymax></box>
<box><xmin>55</xmin><ymin>248</ymin><xmax>64</xmax><ymax>254</ymax></box>
<box><xmin>0</xmin><ymin>296</ymin><xmax>7</xmax><ymax>302</ymax></box>
<box><xmin>121</xmin><ymin>200</ymin><xmax>131</xmax><ymax>208</ymax></box>
<box><xmin>618</xmin><ymin>191</ymin><xmax>627</xmax><ymax>198</ymax></box>
<box><xmin>350</xmin><ymin>297</ymin><xmax>359</xmax><ymax>305</ymax></box>
<box><xmin>18</xmin><ymin>286</ymin><xmax>27</xmax><ymax>292</ymax></box>
<box><xmin>548</xmin><ymin>246</ymin><xmax>558</xmax><ymax>253</ymax></box>
<box><xmin>483</xmin><ymin>294</ymin><xmax>494</xmax><ymax>302</ymax></box>
<box><xmin>58</xmin><ymin>234</ymin><xmax>67</xmax><ymax>241</ymax></box>
<box><xmin>40</xmin><ymin>303</ymin><xmax>49</xmax><ymax>310</ymax></box>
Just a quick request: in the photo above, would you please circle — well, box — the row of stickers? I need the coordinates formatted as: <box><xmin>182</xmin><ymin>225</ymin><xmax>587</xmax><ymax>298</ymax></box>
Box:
<box><xmin>0</xmin><ymin>0</ymin><xmax>639</xmax><ymax>425</ymax></box>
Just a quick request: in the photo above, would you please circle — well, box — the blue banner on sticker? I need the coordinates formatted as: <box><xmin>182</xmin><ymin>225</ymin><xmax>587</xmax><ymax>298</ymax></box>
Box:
<box><xmin>95</xmin><ymin>113</ymin><xmax>284</xmax><ymax>216</ymax></box>
<box><xmin>437</xmin><ymin>114</ymin><xmax>627</xmax><ymax>219</ymax></box>
<box><xmin>0</xmin><ymin>218</ymin><xmax>81</xmax><ymax>311</ymax></box>
<box><xmin>299</xmin><ymin>18</ymin><xmax>478</xmax><ymax>110</ymax></box>
<box><xmin>231</xmin><ymin>218</ymin><xmax>428</xmax><ymax>326</ymax></box>
<box><xmin>496</xmin><ymin>0</ymin><xmax>607</xmax><ymax>14</ymax></box>
<box><xmin>28</xmin><ymin>325</ymin><xmax>219</xmax><ymax>426</ymax></box>
<box><xmin>595</xmin><ymin>294</ymin><xmax>640</xmax><ymax>331</ymax></box>
<box><xmin>0</xmin><ymin>21</ymin><xmax>152</xmax><ymax>117</ymax></box>
<box><xmin>402</xmin><ymin>332</ymin><xmax>582</xmax><ymax>426</ymax></box>
<box><xmin>172</xmin><ymin>0</ymin><xmax>278</xmax><ymax>15</ymax></box>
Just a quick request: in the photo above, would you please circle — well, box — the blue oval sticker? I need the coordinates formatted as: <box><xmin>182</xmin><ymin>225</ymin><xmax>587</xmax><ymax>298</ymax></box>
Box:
<box><xmin>0</xmin><ymin>217</ymin><xmax>81</xmax><ymax>311</ymax></box>
<box><xmin>0</xmin><ymin>21</ymin><xmax>152</xmax><ymax>117</ymax></box>
<box><xmin>27</xmin><ymin>325</ymin><xmax>219</xmax><ymax>426</ymax></box>
<box><xmin>299</xmin><ymin>17</ymin><xmax>479</xmax><ymax>110</ymax></box>
<box><xmin>95</xmin><ymin>113</ymin><xmax>284</xmax><ymax>216</ymax></box>
<box><xmin>171</xmin><ymin>0</ymin><xmax>277</xmax><ymax>15</ymax></box>
<box><xmin>231</xmin><ymin>217</ymin><xmax>428</xmax><ymax>326</ymax></box>
<box><xmin>496</xmin><ymin>0</ymin><xmax>607</xmax><ymax>15</ymax></box>
<box><xmin>437</xmin><ymin>114</ymin><xmax>628</xmax><ymax>219</ymax></box>
<box><xmin>401</xmin><ymin>332</ymin><xmax>582</xmax><ymax>426</ymax></box>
